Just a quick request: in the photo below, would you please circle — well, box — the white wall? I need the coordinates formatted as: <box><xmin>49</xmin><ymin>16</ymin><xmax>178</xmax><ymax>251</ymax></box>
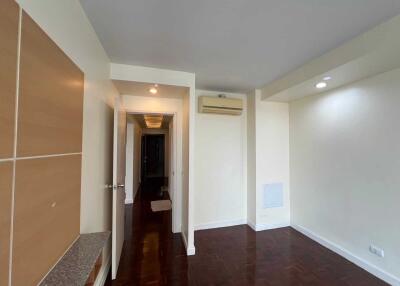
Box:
<box><xmin>132</xmin><ymin>121</ymin><xmax>142</xmax><ymax>200</ymax></box>
<box><xmin>195</xmin><ymin>90</ymin><xmax>247</xmax><ymax>230</ymax></box>
<box><xmin>246</xmin><ymin>90</ymin><xmax>290</xmax><ymax>231</ymax></box>
<box><xmin>124</xmin><ymin>122</ymin><xmax>137</xmax><ymax>204</ymax></box>
<box><xmin>15</xmin><ymin>1</ymin><xmax>118</xmax><ymax>284</ymax></box>
<box><xmin>247</xmin><ymin>91</ymin><xmax>256</xmax><ymax>226</ymax></box>
<box><xmin>194</xmin><ymin>89</ymin><xmax>288</xmax><ymax>232</ymax></box>
<box><xmin>290</xmin><ymin>69</ymin><xmax>400</xmax><ymax>283</ymax></box>
<box><xmin>168</xmin><ymin>120</ymin><xmax>174</xmax><ymax>198</ymax></box>
<box><xmin>165</xmin><ymin>130</ymin><xmax>169</xmax><ymax>178</ymax></box>
<box><xmin>255</xmin><ymin>95</ymin><xmax>290</xmax><ymax>229</ymax></box>
<box><xmin>181</xmin><ymin>93</ymin><xmax>190</xmax><ymax>243</ymax></box>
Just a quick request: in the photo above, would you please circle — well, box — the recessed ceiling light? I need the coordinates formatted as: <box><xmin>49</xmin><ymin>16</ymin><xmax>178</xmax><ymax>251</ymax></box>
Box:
<box><xmin>316</xmin><ymin>82</ymin><xmax>327</xmax><ymax>89</ymax></box>
<box><xmin>323</xmin><ymin>76</ymin><xmax>332</xmax><ymax>81</ymax></box>
<box><xmin>149</xmin><ymin>87</ymin><xmax>158</xmax><ymax>94</ymax></box>
<box><xmin>144</xmin><ymin>115</ymin><xmax>163</xmax><ymax>128</ymax></box>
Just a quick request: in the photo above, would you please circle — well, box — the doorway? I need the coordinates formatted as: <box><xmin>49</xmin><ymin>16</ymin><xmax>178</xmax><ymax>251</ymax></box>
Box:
<box><xmin>110</xmin><ymin>80</ymin><xmax>195</xmax><ymax>280</ymax></box>
<box><xmin>126</xmin><ymin>113</ymin><xmax>173</xmax><ymax>202</ymax></box>
<box><xmin>141</xmin><ymin>134</ymin><xmax>165</xmax><ymax>183</ymax></box>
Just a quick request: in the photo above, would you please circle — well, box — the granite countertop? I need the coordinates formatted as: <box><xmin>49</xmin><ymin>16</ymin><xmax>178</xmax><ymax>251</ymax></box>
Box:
<box><xmin>40</xmin><ymin>231</ymin><xmax>111</xmax><ymax>286</ymax></box>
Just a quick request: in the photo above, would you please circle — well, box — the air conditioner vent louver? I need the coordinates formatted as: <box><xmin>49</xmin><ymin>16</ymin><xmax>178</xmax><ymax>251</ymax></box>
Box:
<box><xmin>198</xmin><ymin>96</ymin><xmax>243</xmax><ymax>115</ymax></box>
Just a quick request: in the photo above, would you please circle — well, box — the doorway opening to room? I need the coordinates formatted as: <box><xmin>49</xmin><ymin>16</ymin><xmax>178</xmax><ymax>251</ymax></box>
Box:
<box><xmin>110</xmin><ymin>80</ymin><xmax>193</xmax><ymax>281</ymax></box>
<box><xmin>127</xmin><ymin>113</ymin><xmax>173</xmax><ymax>207</ymax></box>
<box><xmin>141</xmin><ymin>134</ymin><xmax>165</xmax><ymax>183</ymax></box>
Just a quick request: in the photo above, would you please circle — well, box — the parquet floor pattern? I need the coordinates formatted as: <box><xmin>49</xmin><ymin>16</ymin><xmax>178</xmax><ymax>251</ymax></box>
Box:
<box><xmin>105</xmin><ymin>179</ymin><xmax>387</xmax><ymax>286</ymax></box>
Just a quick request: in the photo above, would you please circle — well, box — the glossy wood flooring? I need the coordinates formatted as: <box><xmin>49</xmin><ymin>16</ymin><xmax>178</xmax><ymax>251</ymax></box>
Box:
<box><xmin>105</xmin><ymin>180</ymin><xmax>387</xmax><ymax>286</ymax></box>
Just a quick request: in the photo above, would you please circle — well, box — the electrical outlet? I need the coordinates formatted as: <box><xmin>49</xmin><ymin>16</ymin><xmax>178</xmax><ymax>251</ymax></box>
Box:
<box><xmin>369</xmin><ymin>245</ymin><xmax>385</xmax><ymax>258</ymax></box>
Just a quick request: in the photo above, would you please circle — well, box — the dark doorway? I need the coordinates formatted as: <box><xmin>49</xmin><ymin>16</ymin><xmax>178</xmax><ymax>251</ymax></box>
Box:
<box><xmin>141</xmin><ymin>134</ymin><xmax>165</xmax><ymax>183</ymax></box>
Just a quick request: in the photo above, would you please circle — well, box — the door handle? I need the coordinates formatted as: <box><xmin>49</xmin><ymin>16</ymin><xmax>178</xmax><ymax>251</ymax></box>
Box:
<box><xmin>105</xmin><ymin>184</ymin><xmax>125</xmax><ymax>190</ymax></box>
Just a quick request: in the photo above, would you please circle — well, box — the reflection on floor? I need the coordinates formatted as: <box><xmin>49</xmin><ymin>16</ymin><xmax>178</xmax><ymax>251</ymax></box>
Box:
<box><xmin>105</xmin><ymin>177</ymin><xmax>185</xmax><ymax>286</ymax></box>
<box><xmin>105</xmin><ymin>179</ymin><xmax>387</xmax><ymax>286</ymax></box>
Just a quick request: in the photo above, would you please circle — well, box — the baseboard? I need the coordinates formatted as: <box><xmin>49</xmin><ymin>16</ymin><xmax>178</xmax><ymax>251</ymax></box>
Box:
<box><xmin>172</xmin><ymin>223</ymin><xmax>181</xmax><ymax>234</ymax></box>
<box><xmin>247</xmin><ymin>221</ymin><xmax>290</xmax><ymax>232</ymax></box>
<box><xmin>195</xmin><ymin>219</ymin><xmax>246</xmax><ymax>231</ymax></box>
<box><xmin>94</xmin><ymin>254</ymin><xmax>111</xmax><ymax>286</ymax></box>
<box><xmin>180</xmin><ymin>232</ymin><xmax>195</xmax><ymax>256</ymax></box>
<box><xmin>247</xmin><ymin>220</ymin><xmax>257</xmax><ymax>231</ymax></box>
<box><xmin>292</xmin><ymin>224</ymin><xmax>400</xmax><ymax>286</ymax></box>
<box><xmin>181</xmin><ymin>232</ymin><xmax>188</xmax><ymax>246</ymax></box>
<box><xmin>187</xmin><ymin>245</ymin><xmax>196</xmax><ymax>256</ymax></box>
<box><xmin>124</xmin><ymin>198</ymin><xmax>133</xmax><ymax>204</ymax></box>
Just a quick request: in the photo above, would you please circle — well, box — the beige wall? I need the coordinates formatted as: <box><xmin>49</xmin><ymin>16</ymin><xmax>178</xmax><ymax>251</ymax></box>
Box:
<box><xmin>0</xmin><ymin>1</ymin><xmax>19</xmax><ymax>285</ymax></box>
<box><xmin>0</xmin><ymin>1</ymin><xmax>86</xmax><ymax>285</ymax></box>
<box><xmin>0</xmin><ymin>162</ymin><xmax>13</xmax><ymax>286</ymax></box>
<box><xmin>15</xmin><ymin>1</ymin><xmax>119</xmax><ymax>285</ymax></box>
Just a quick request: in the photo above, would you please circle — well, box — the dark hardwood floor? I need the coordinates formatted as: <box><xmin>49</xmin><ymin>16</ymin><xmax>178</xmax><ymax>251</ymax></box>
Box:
<box><xmin>105</xmin><ymin>180</ymin><xmax>387</xmax><ymax>286</ymax></box>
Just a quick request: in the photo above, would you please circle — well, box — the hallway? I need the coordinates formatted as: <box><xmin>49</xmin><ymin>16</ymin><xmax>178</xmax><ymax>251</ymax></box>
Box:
<box><xmin>105</xmin><ymin>179</ymin><xmax>189</xmax><ymax>285</ymax></box>
<box><xmin>106</xmin><ymin>180</ymin><xmax>386</xmax><ymax>286</ymax></box>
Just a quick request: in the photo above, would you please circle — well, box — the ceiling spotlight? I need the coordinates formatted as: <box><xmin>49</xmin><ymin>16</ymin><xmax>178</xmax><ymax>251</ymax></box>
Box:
<box><xmin>144</xmin><ymin>114</ymin><xmax>163</xmax><ymax>129</ymax></box>
<box><xmin>149</xmin><ymin>87</ymin><xmax>158</xmax><ymax>94</ymax></box>
<box><xmin>316</xmin><ymin>82</ymin><xmax>327</xmax><ymax>89</ymax></box>
<box><xmin>323</xmin><ymin>76</ymin><xmax>332</xmax><ymax>81</ymax></box>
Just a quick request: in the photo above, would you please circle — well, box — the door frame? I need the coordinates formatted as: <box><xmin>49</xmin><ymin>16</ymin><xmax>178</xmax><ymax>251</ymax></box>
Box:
<box><xmin>110</xmin><ymin>63</ymin><xmax>196</xmax><ymax>255</ymax></box>
<box><xmin>112</xmin><ymin>95</ymin><xmax>127</xmax><ymax>279</ymax></box>
<box><xmin>128</xmin><ymin>111</ymin><xmax>180</xmax><ymax>234</ymax></box>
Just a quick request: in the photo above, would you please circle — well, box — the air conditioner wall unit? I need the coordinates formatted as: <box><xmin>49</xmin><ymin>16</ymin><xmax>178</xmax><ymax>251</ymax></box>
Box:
<box><xmin>198</xmin><ymin>96</ymin><xmax>243</xmax><ymax>115</ymax></box>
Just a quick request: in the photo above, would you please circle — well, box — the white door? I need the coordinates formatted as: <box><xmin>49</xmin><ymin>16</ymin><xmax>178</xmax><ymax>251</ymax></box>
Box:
<box><xmin>112</xmin><ymin>96</ymin><xmax>127</xmax><ymax>279</ymax></box>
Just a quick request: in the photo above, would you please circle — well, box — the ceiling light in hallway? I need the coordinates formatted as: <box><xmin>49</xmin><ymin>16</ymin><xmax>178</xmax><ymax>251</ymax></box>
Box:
<box><xmin>149</xmin><ymin>84</ymin><xmax>158</xmax><ymax>94</ymax></box>
<box><xmin>144</xmin><ymin>114</ymin><xmax>163</xmax><ymax>128</ymax></box>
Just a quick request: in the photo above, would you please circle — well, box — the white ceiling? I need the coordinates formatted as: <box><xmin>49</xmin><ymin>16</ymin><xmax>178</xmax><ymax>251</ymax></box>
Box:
<box><xmin>80</xmin><ymin>0</ymin><xmax>400</xmax><ymax>93</ymax></box>
<box><xmin>260</xmin><ymin>14</ymin><xmax>400</xmax><ymax>102</ymax></box>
